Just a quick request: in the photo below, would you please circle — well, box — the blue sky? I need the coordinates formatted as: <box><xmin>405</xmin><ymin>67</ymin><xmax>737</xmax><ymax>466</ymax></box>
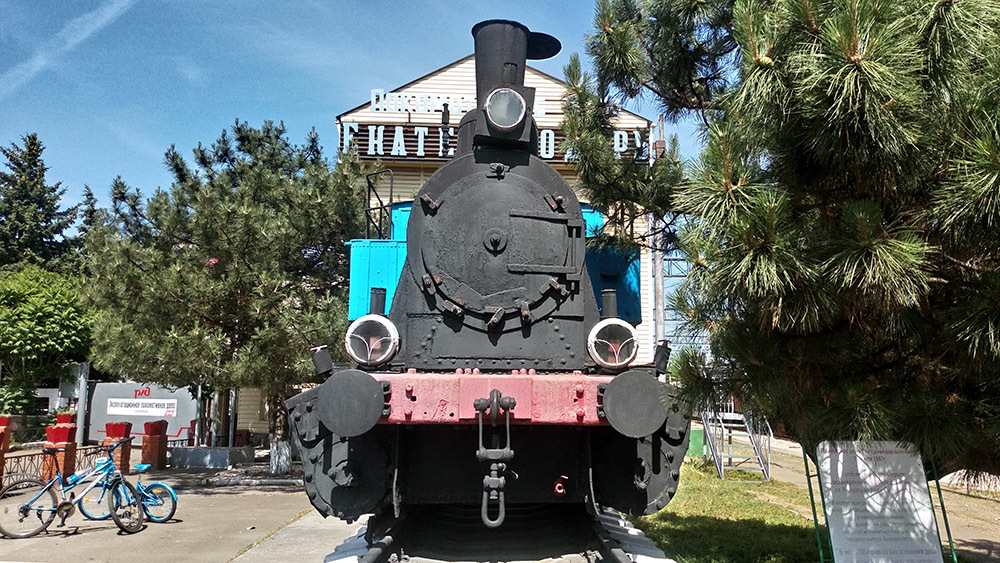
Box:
<box><xmin>1</xmin><ymin>1</ymin><xmax>700</xmax><ymax>214</ymax></box>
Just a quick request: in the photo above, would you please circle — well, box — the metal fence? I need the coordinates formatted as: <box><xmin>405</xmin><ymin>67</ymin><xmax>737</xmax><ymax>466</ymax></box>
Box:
<box><xmin>1</xmin><ymin>445</ymin><xmax>103</xmax><ymax>482</ymax></box>
<box><xmin>10</xmin><ymin>427</ymin><xmax>46</xmax><ymax>445</ymax></box>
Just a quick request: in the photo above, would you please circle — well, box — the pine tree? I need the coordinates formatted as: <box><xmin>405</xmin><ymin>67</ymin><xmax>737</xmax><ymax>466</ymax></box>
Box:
<box><xmin>87</xmin><ymin>121</ymin><xmax>368</xmax><ymax>473</ymax></box>
<box><xmin>561</xmin><ymin>53</ymin><xmax>685</xmax><ymax>252</ymax></box>
<box><xmin>0</xmin><ymin>134</ymin><xmax>77</xmax><ymax>269</ymax></box>
<box><xmin>581</xmin><ymin>0</ymin><xmax>1000</xmax><ymax>476</ymax></box>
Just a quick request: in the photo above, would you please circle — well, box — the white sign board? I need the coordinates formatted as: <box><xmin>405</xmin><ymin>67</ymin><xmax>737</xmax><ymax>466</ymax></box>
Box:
<box><xmin>817</xmin><ymin>441</ymin><xmax>943</xmax><ymax>563</ymax></box>
<box><xmin>107</xmin><ymin>398</ymin><xmax>178</xmax><ymax>417</ymax></box>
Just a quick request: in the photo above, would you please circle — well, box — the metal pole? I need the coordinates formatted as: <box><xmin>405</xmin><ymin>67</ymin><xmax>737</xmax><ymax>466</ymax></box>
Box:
<box><xmin>653</xmin><ymin>214</ymin><xmax>665</xmax><ymax>346</ymax></box>
<box><xmin>931</xmin><ymin>459</ymin><xmax>958</xmax><ymax>563</ymax></box>
<box><xmin>802</xmin><ymin>446</ymin><xmax>829</xmax><ymax>562</ymax></box>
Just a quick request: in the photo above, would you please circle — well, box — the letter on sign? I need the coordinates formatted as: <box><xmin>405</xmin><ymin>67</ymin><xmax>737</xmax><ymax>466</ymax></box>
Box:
<box><xmin>613</xmin><ymin>131</ymin><xmax>629</xmax><ymax>155</ymax></box>
<box><xmin>342</xmin><ymin>122</ymin><xmax>359</xmax><ymax>152</ymax></box>
<box><xmin>391</xmin><ymin>126</ymin><xmax>407</xmax><ymax>156</ymax></box>
<box><xmin>414</xmin><ymin>127</ymin><xmax>428</xmax><ymax>157</ymax></box>
<box><xmin>368</xmin><ymin>125</ymin><xmax>385</xmax><ymax>156</ymax></box>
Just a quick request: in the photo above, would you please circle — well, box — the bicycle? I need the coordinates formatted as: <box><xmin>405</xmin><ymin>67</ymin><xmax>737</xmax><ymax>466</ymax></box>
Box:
<box><xmin>0</xmin><ymin>442</ymin><xmax>143</xmax><ymax>538</ymax></box>
<box><xmin>80</xmin><ymin>461</ymin><xmax>177</xmax><ymax>523</ymax></box>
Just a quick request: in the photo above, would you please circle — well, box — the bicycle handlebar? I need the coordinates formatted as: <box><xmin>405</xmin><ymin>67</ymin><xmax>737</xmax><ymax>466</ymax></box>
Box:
<box><xmin>42</xmin><ymin>436</ymin><xmax>135</xmax><ymax>456</ymax></box>
<box><xmin>98</xmin><ymin>436</ymin><xmax>135</xmax><ymax>453</ymax></box>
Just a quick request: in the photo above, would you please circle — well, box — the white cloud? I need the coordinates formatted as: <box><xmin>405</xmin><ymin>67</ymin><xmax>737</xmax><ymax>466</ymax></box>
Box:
<box><xmin>174</xmin><ymin>57</ymin><xmax>207</xmax><ymax>85</ymax></box>
<box><xmin>0</xmin><ymin>0</ymin><xmax>136</xmax><ymax>102</ymax></box>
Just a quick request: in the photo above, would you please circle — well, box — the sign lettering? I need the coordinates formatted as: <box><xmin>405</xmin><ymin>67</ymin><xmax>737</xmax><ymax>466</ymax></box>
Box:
<box><xmin>107</xmin><ymin>398</ymin><xmax>178</xmax><ymax>418</ymax></box>
<box><xmin>342</xmin><ymin>122</ymin><xmax>646</xmax><ymax>162</ymax></box>
<box><xmin>817</xmin><ymin>441</ymin><xmax>943</xmax><ymax>563</ymax></box>
<box><xmin>370</xmin><ymin>89</ymin><xmax>477</xmax><ymax>114</ymax></box>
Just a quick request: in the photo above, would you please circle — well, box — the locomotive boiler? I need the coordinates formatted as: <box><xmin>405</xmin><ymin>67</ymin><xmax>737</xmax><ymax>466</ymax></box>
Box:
<box><xmin>287</xmin><ymin>20</ymin><xmax>690</xmax><ymax>531</ymax></box>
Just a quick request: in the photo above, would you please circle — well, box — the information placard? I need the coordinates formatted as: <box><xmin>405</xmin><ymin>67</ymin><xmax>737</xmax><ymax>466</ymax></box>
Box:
<box><xmin>107</xmin><ymin>398</ymin><xmax>178</xmax><ymax>417</ymax></box>
<box><xmin>817</xmin><ymin>441</ymin><xmax>943</xmax><ymax>563</ymax></box>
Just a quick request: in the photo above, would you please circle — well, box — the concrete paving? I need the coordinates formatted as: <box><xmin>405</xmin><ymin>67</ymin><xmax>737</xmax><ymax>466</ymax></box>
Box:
<box><xmin>3</xmin><ymin>444</ymin><xmax>997</xmax><ymax>563</ymax></box>
<box><xmin>0</xmin><ymin>468</ymin><xmax>344</xmax><ymax>563</ymax></box>
<box><xmin>231</xmin><ymin>510</ymin><xmax>363</xmax><ymax>563</ymax></box>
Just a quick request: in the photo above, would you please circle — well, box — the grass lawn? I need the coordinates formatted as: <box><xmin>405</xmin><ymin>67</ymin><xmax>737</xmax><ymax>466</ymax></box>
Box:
<box><xmin>632</xmin><ymin>462</ymin><xmax>824</xmax><ymax>563</ymax></box>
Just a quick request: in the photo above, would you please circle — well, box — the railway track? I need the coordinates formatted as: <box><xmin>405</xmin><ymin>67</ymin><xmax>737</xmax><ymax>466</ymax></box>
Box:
<box><xmin>325</xmin><ymin>505</ymin><xmax>675</xmax><ymax>563</ymax></box>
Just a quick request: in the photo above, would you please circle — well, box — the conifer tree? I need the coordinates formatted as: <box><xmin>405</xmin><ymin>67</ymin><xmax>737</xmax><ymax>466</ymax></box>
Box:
<box><xmin>87</xmin><ymin>121</ymin><xmax>368</xmax><ymax>473</ymax></box>
<box><xmin>0</xmin><ymin>134</ymin><xmax>77</xmax><ymax>269</ymax></box>
<box><xmin>581</xmin><ymin>0</ymin><xmax>1000</xmax><ymax>476</ymax></box>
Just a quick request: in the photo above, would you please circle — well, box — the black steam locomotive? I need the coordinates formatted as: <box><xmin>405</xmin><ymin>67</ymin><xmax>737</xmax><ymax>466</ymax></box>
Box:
<box><xmin>287</xmin><ymin>20</ymin><xmax>689</xmax><ymax>531</ymax></box>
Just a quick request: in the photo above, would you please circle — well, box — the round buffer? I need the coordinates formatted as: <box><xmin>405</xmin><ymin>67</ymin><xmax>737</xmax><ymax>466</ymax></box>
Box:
<box><xmin>601</xmin><ymin>369</ymin><xmax>669</xmax><ymax>438</ymax></box>
<box><xmin>317</xmin><ymin>369</ymin><xmax>385</xmax><ymax>437</ymax></box>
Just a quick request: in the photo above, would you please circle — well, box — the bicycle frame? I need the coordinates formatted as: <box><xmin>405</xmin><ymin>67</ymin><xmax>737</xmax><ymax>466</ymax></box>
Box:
<box><xmin>27</xmin><ymin>438</ymin><xmax>133</xmax><ymax>516</ymax></box>
<box><xmin>15</xmin><ymin>462</ymin><xmax>117</xmax><ymax>518</ymax></box>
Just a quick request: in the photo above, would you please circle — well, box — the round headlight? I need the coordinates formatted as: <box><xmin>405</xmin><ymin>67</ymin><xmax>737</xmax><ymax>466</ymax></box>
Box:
<box><xmin>587</xmin><ymin>318</ymin><xmax>639</xmax><ymax>369</ymax></box>
<box><xmin>484</xmin><ymin>88</ymin><xmax>526</xmax><ymax>131</ymax></box>
<box><xmin>345</xmin><ymin>314</ymin><xmax>399</xmax><ymax>367</ymax></box>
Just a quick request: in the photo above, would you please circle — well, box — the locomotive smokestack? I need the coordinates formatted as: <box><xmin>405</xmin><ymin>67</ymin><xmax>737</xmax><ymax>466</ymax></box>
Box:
<box><xmin>601</xmin><ymin>289</ymin><xmax>618</xmax><ymax>319</ymax></box>
<box><xmin>471</xmin><ymin>20</ymin><xmax>561</xmax><ymax>104</ymax></box>
<box><xmin>370</xmin><ymin>287</ymin><xmax>387</xmax><ymax>316</ymax></box>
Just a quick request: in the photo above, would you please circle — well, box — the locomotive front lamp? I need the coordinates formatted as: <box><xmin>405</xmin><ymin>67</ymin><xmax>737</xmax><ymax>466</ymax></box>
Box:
<box><xmin>587</xmin><ymin>318</ymin><xmax>639</xmax><ymax>369</ymax></box>
<box><xmin>345</xmin><ymin>314</ymin><xmax>399</xmax><ymax>367</ymax></box>
<box><xmin>484</xmin><ymin>87</ymin><xmax>526</xmax><ymax>131</ymax></box>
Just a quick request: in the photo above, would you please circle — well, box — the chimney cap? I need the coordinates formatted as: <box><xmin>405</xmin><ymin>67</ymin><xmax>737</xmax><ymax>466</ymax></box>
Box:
<box><xmin>471</xmin><ymin>19</ymin><xmax>561</xmax><ymax>60</ymax></box>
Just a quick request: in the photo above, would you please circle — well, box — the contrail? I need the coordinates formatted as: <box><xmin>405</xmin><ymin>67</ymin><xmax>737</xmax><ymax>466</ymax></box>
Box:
<box><xmin>0</xmin><ymin>0</ymin><xmax>136</xmax><ymax>102</ymax></box>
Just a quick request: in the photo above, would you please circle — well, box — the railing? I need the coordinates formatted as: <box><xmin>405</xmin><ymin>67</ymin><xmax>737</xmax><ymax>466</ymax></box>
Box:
<box><xmin>2</xmin><ymin>451</ymin><xmax>46</xmax><ymax>478</ymax></box>
<box><xmin>167</xmin><ymin>439</ymin><xmax>189</xmax><ymax>448</ymax></box>
<box><xmin>702</xmin><ymin>401</ymin><xmax>772</xmax><ymax>481</ymax></box>
<box><xmin>744</xmin><ymin>415</ymin><xmax>772</xmax><ymax>481</ymax></box>
<box><xmin>1</xmin><ymin>445</ymin><xmax>104</xmax><ymax>481</ymax></box>
<box><xmin>365</xmin><ymin>169</ymin><xmax>394</xmax><ymax>239</ymax></box>
<box><xmin>75</xmin><ymin>445</ymin><xmax>106</xmax><ymax>472</ymax></box>
<box><xmin>3</xmin><ymin>446</ymin><xmax>101</xmax><ymax>477</ymax></box>
<box><xmin>701</xmin><ymin>410</ymin><xmax>725</xmax><ymax>478</ymax></box>
<box><xmin>10</xmin><ymin>427</ymin><xmax>46</xmax><ymax>445</ymax></box>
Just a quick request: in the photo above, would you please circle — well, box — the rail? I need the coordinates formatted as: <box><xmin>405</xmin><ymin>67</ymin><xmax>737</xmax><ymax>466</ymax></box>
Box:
<box><xmin>365</xmin><ymin>169</ymin><xmax>394</xmax><ymax>239</ymax></box>
<box><xmin>10</xmin><ymin>427</ymin><xmax>46</xmax><ymax>444</ymax></box>
<box><xmin>701</xmin><ymin>410</ymin><xmax>725</xmax><ymax>478</ymax></box>
<box><xmin>1</xmin><ymin>445</ymin><xmax>104</xmax><ymax>480</ymax></box>
<box><xmin>744</xmin><ymin>415</ymin><xmax>772</xmax><ymax>481</ymax></box>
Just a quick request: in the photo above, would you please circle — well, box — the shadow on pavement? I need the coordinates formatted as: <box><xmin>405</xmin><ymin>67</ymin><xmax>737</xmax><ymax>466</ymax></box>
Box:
<box><xmin>954</xmin><ymin>538</ymin><xmax>1000</xmax><ymax>563</ymax></box>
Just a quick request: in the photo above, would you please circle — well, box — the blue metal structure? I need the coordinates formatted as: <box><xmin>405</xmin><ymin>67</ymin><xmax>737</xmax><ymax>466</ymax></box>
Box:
<box><xmin>348</xmin><ymin>202</ymin><xmax>642</xmax><ymax>323</ymax></box>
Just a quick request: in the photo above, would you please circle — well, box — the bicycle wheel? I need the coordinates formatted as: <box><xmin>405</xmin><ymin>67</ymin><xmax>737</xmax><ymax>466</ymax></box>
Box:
<box><xmin>140</xmin><ymin>482</ymin><xmax>177</xmax><ymax>522</ymax></box>
<box><xmin>78</xmin><ymin>481</ymin><xmax>112</xmax><ymax>520</ymax></box>
<box><xmin>107</xmin><ymin>479</ymin><xmax>143</xmax><ymax>533</ymax></box>
<box><xmin>0</xmin><ymin>478</ymin><xmax>57</xmax><ymax>539</ymax></box>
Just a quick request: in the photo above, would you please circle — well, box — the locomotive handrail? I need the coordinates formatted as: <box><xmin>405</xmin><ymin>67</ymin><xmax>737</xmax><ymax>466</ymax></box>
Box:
<box><xmin>365</xmin><ymin>169</ymin><xmax>394</xmax><ymax>239</ymax></box>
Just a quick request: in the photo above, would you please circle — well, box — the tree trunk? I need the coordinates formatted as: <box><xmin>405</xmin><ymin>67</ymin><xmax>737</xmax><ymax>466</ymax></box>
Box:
<box><xmin>266</xmin><ymin>386</ymin><xmax>291</xmax><ymax>475</ymax></box>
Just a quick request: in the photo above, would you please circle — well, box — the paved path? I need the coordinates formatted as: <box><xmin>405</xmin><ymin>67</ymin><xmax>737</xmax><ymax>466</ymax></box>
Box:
<box><xmin>2</xmin><ymin>446</ymin><xmax>997</xmax><ymax>562</ymax></box>
<box><xmin>0</xmin><ymin>468</ymin><xmax>323</xmax><ymax>563</ymax></box>
<box><xmin>232</xmin><ymin>510</ymin><xmax>363</xmax><ymax>563</ymax></box>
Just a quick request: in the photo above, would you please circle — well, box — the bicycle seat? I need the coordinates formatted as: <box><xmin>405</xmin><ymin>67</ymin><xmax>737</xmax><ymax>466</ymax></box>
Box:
<box><xmin>41</xmin><ymin>447</ymin><xmax>65</xmax><ymax>455</ymax></box>
<box><xmin>134</xmin><ymin>463</ymin><xmax>151</xmax><ymax>472</ymax></box>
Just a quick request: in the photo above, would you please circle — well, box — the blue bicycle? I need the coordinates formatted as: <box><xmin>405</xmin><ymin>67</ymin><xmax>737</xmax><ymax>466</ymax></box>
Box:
<box><xmin>80</xmin><ymin>461</ymin><xmax>177</xmax><ymax>523</ymax></box>
<box><xmin>0</xmin><ymin>441</ymin><xmax>143</xmax><ymax>538</ymax></box>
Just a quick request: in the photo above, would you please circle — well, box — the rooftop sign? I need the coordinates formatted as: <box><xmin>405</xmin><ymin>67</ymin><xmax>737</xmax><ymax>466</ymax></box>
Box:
<box><xmin>341</xmin><ymin>122</ymin><xmax>645</xmax><ymax>163</ymax></box>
